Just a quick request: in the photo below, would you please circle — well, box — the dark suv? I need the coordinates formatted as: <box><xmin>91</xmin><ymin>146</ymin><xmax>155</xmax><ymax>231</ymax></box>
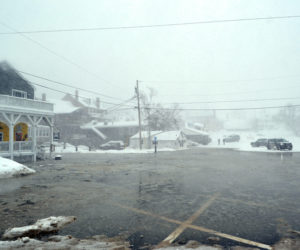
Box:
<box><xmin>267</xmin><ymin>138</ymin><xmax>293</xmax><ymax>151</ymax></box>
<box><xmin>251</xmin><ymin>138</ymin><xmax>268</xmax><ymax>148</ymax></box>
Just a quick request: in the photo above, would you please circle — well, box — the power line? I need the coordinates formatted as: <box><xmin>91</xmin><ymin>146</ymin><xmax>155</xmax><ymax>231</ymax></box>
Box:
<box><xmin>157</xmin><ymin>82</ymin><xmax>300</xmax><ymax>98</ymax></box>
<box><xmin>29</xmin><ymin>81</ymin><xmax>135</xmax><ymax>107</ymax></box>
<box><xmin>159</xmin><ymin>97</ymin><xmax>300</xmax><ymax>105</ymax></box>
<box><xmin>1</xmin><ymin>15</ymin><xmax>300</xmax><ymax>35</ymax></box>
<box><xmin>18</xmin><ymin>70</ymin><xmax>128</xmax><ymax>101</ymax></box>
<box><xmin>139</xmin><ymin>104</ymin><xmax>300</xmax><ymax>111</ymax></box>
<box><xmin>106</xmin><ymin>96</ymin><xmax>137</xmax><ymax>111</ymax></box>
<box><xmin>140</xmin><ymin>74</ymin><xmax>300</xmax><ymax>85</ymax></box>
<box><xmin>107</xmin><ymin>104</ymin><xmax>300</xmax><ymax>111</ymax></box>
<box><xmin>0</xmin><ymin>22</ymin><xmax>123</xmax><ymax>90</ymax></box>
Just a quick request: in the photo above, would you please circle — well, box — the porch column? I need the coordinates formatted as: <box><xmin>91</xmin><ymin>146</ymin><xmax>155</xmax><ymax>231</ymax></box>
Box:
<box><xmin>9</xmin><ymin>120</ymin><xmax>14</xmax><ymax>160</ymax></box>
<box><xmin>32</xmin><ymin>123</ymin><xmax>37</xmax><ymax>162</ymax></box>
<box><xmin>50</xmin><ymin>125</ymin><xmax>54</xmax><ymax>157</ymax></box>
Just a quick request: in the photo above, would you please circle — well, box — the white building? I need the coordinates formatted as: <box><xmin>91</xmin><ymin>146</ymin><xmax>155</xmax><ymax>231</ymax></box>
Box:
<box><xmin>0</xmin><ymin>62</ymin><xmax>54</xmax><ymax>161</ymax></box>
<box><xmin>130</xmin><ymin>130</ymin><xmax>186</xmax><ymax>149</ymax></box>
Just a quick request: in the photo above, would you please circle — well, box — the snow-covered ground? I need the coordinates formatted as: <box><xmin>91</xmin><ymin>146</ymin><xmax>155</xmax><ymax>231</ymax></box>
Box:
<box><xmin>0</xmin><ymin>157</ymin><xmax>36</xmax><ymax>179</ymax></box>
<box><xmin>52</xmin><ymin>142</ymin><xmax>180</xmax><ymax>154</ymax></box>
<box><xmin>203</xmin><ymin>128</ymin><xmax>300</xmax><ymax>153</ymax></box>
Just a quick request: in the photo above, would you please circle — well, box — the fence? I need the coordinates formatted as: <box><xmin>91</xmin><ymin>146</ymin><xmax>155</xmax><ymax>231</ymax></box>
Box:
<box><xmin>0</xmin><ymin>141</ymin><xmax>33</xmax><ymax>152</ymax></box>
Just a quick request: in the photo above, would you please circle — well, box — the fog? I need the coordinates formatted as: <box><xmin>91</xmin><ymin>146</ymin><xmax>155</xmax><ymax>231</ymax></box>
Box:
<box><xmin>0</xmin><ymin>0</ymin><xmax>299</xmax><ymax>108</ymax></box>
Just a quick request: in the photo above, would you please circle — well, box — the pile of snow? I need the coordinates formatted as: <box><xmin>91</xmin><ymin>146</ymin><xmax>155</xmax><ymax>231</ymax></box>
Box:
<box><xmin>0</xmin><ymin>157</ymin><xmax>36</xmax><ymax>179</ymax></box>
<box><xmin>3</xmin><ymin>216</ymin><xmax>76</xmax><ymax>239</ymax></box>
<box><xmin>0</xmin><ymin>235</ymin><xmax>129</xmax><ymax>250</ymax></box>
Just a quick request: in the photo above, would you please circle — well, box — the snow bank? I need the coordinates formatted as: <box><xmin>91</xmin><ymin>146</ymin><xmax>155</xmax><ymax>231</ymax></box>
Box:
<box><xmin>0</xmin><ymin>157</ymin><xmax>36</xmax><ymax>179</ymax></box>
<box><xmin>3</xmin><ymin>216</ymin><xmax>76</xmax><ymax>239</ymax></box>
<box><xmin>0</xmin><ymin>235</ymin><xmax>129</xmax><ymax>249</ymax></box>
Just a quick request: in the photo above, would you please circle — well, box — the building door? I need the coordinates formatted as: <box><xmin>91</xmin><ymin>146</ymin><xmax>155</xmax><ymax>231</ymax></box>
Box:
<box><xmin>0</xmin><ymin>132</ymin><xmax>3</xmax><ymax>141</ymax></box>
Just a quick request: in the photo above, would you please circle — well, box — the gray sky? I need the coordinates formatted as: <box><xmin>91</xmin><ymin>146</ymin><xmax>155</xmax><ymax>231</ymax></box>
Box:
<box><xmin>0</xmin><ymin>0</ymin><xmax>300</xmax><ymax>110</ymax></box>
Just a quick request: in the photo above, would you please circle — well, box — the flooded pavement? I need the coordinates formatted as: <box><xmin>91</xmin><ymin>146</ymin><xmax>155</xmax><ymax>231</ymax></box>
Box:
<box><xmin>1</xmin><ymin>148</ymin><xmax>300</xmax><ymax>249</ymax></box>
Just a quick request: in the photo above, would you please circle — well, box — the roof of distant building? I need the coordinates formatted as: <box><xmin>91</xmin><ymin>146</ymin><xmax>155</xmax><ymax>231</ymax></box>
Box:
<box><xmin>131</xmin><ymin>130</ymin><xmax>162</xmax><ymax>139</ymax></box>
<box><xmin>49</xmin><ymin>98</ymin><xmax>80</xmax><ymax>114</ymax></box>
<box><xmin>182</xmin><ymin>127</ymin><xmax>208</xmax><ymax>136</ymax></box>
<box><xmin>82</xmin><ymin>120</ymin><xmax>141</xmax><ymax>129</ymax></box>
<box><xmin>155</xmin><ymin>131</ymin><xmax>184</xmax><ymax>141</ymax></box>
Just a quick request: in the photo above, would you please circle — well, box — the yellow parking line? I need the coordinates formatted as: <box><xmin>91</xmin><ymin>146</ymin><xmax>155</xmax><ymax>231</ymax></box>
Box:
<box><xmin>160</xmin><ymin>193</ymin><xmax>220</xmax><ymax>246</ymax></box>
<box><xmin>112</xmin><ymin>201</ymin><xmax>272</xmax><ymax>250</ymax></box>
<box><xmin>101</xmin><ymin>183</ymin><xmax>300</xmax><ymax>215</ymax></box>
<box><xmin>187</xmin><ymin>224</ymin><xmax>272</xmax><ymax>250</ymax></box>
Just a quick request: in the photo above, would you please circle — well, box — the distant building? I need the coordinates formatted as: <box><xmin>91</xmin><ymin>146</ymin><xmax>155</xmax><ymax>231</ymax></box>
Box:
<box><xmin>51</xmin><ymin>91</ymin><xmax>106</xmax><ymax>147</ymax></box>
<box><xmin>129</xmin><ymin>130</ymin><xmax>162</xmax><ymax>149</ymax></box>
<box><xmin>0</xmin><ymin>61</ymin><xmax>54</xmax><ymax>161</ymax></box>
<box><xmin>181</xmin><ymin>127</ymin><xmax>211</xmax><ymax>145</ymax></box>
<box><xmin>81</xmin><ymin>120</ymin><xmax>141</xmax><ymax>147</ymax></box>
<box><xmin>130</xmin><ymin>130</ymin><xmax>186</xmax><ymax>149</ymax></box>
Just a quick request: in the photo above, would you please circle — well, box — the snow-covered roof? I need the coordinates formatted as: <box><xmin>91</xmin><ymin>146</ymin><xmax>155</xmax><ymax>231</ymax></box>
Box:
<box><xmin>194</xmin><ymin>122</ymin><xmax>204</xmax><ymax>128</ymax></box>
<box><xmin>49</xmin><ymin>99</ymin><xmax>79</xmax><ymax>114</ymax></box>
<box><xmin>131</xmin><ymin>130</ymin><xmax>162</xmax><ymax>139</ymax></box>
<box><xmin>156</xmin><ymin>131</ymin><xmax>184</xmax><ymax>141</ymax></box>
<box><xmin>77</xmin><ymin>97</ymin><xmax>99</xmax><ymax>109</ymax></box>
<box><xmin>82</xmin><ymin>120</ymin><xmax>141</xmax><ymax>129</ymax></box>
<box><xmin>181</xmin><ymin>127</ymin><xmax>208</xmax><ymax>136</ymax></box>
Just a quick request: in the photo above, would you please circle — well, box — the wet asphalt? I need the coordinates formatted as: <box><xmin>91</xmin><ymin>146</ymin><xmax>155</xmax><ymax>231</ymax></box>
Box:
<box><xmin>0</xmin><ymin>148</ymin><xmax>300</xmax><ymax>249</ymax></box>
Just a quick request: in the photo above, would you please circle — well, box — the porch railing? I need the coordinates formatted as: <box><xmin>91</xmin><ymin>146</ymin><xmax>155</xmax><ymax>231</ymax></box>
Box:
<box><xmin>0</xmin><ymin>94</ymin><xmax>53</xmax><ymax>112</ymax></box>
<box><xmin>14</xmin><ymin>141</ymin><xmax>33</xmax><ymax>151</ymax></box>
<box><xmin>0</xmin><ymin>141</ymin><xmax>33</xmax><ymax>152</ymax></box>
<box><xmin>0</xmin><ymin>142</ymin><xmax>9</xmax><ymax>152</ymax></box>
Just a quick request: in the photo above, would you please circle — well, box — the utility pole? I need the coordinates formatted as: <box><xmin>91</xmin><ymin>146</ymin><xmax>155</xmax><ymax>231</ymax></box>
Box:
<box><xmin>135</xmin><ymin>80</ymin><xmax>142</xmax><ymax>150</ymax></box>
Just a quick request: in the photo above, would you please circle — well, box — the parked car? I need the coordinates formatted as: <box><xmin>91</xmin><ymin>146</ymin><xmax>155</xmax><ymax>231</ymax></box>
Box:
<box><xmin>99</xmin><ymin>141</ymin><xmax>125</xmax><ymax>150</ymax></box>
<box><xmin>267</xmin><ymin>138</ymin><xmax>293</xmax><ymax>151</ymax></box>
<box><xmin>251</xmin><ymin>138</ymin><xmax>268</xmax><ymax>148</ymax></box>
<box><xmin>223</xmin><ymin>134</ymin><xmax>240</xmax><ymax>143</ymax></box>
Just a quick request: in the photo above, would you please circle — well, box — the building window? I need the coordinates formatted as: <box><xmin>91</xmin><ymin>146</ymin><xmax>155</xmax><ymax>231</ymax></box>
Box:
<box><xmin>12</xmin><ymin>89</ymin><xmax>27</xmax><ymax>98</ymax></box>
<box><xmin>37</xmin><ymin>126</ymin><xmax>50</xmax><ymax>137</ymax></box>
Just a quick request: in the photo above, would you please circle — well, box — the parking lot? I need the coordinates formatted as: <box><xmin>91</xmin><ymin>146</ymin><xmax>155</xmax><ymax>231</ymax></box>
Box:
<box><xmin>1</xmin><ymin>148</ymin><xmax>300</xmax><ymax>249</ymax></box>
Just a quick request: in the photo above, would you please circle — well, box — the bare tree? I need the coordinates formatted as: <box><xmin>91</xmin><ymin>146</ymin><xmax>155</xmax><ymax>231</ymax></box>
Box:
<box><xmin>140</xmin><ymin>88</ymin><xmax>182</xmax><ymax>131</ymax></box>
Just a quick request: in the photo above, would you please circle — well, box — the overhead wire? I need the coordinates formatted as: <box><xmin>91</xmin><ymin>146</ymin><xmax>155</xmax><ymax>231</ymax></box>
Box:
<box><xmin>156</xmin><ymin>97</ymin><xmax>300</xmax><ymax>105</ymax></box>
<box><xmin>1</xmin><ymin>15</ymin><xmax>300</xmax><ymax>35</ymax></box>
<box><xmin>29</xmin><ymin>81</ymin><xmax>135</xmax><ymax>108</ymax></box>
<box><xmin>18</xmin><ymin>70</ymin><xmax>131</xmax><ymax>101</ymax></box>
<box><xmin>0</xmin><ymin>22</ymin><xmax>125</xmax><ymax>91</ymax></box>
<box><xmin>140</xmin><ymin>74</ymin><xmax>300</xmax><ymax>85</ymax></box>
<box><xmin>137</xmin><ymin>104</ymin><xmax>300</xmax><ymax>111</ymax></box>
<box><xmin>106</xmin><ymin>96</ymin><xmax>137</xmax><ymax>111</ymax></box>
<box><xmin>155</xmin><ymin>83</ymin><xmax>300</xmax><ymax>98</ymax></box>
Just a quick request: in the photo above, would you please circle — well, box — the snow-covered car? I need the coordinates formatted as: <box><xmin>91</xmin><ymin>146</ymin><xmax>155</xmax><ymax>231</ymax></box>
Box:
<box><xmin>99</xmin><ymin>141</ymin><xmax>125</xmax><ymax>150</ymax></box>
<box><xmin>223</xmin><ymin>134</ymin><xmax>240</xmax><ymax>143</ymax></box>
<box><xmin>251</xmin><ymin>138</ymin><xmax>268</xmax><ymax>148</ymax></box>
<box><xmin>267</xmin><ymin>138</ymin><xmax>293</xmax><ymax>150</ymax></box>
